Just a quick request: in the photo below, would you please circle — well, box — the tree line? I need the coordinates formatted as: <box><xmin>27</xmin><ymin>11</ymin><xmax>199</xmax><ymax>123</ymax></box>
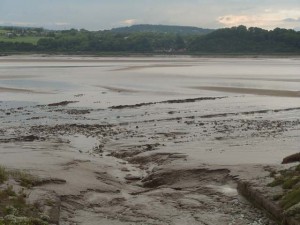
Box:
<box><xmin>0</xmin><ymin>26</ymin><xmax>300</xmax><ymax>54</ymax></box>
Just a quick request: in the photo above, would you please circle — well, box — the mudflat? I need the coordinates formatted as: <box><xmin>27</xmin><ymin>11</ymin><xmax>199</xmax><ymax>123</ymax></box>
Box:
<box><xmin>0</xmin><ymin>55</ymin><xmax>299</xmax><ymax>225</ymax></box>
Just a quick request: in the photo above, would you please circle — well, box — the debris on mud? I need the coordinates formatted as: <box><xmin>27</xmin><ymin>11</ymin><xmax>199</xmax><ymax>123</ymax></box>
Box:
<box><xmin>129</xmin><ymin>152</ymin><xmax>187</xmax><ymax>170</ymax></box>
<box><xmin>48</xmin><ymin>101</ymin><xmax>79</xmax><ymax>107</ymax></box>
<box><xmin>29</xmin><ymin>124</ymin><xmax>119</xmax><ymax>137</ymax></box>
<box><xmin>110</xmin><ymin>96</ymin><xmax>226</xmax><ymax>109</ymax></box>
<box><xmin>109</xmin><ymin>143</ymin><xmax>161</xmax><ymax>159</ymax></box>
<box><xmin>0</xmin><ymin>135</ymin><xmax>42</xmax><ymax>143</ymax></box>
<box><xmin>142</xmin><ymin>168</ymin><xmax>231</xmax><ymax>188</ymax></box>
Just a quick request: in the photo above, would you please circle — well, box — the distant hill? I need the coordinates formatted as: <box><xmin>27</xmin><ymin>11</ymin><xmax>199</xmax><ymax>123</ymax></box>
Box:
<box><xmin>188</xmin><ymin>26</ymin><xmax>300</xmax><ymax>53</ymax></box>
<box><xmin>111</xmin><ymin>24</ymin><xmax>213</xmax><ymax>35</ymax></box>
<box><xmin>1</xmin><ymin>25</ymin><xmax>300</xmax><ymax>54</ymax></box>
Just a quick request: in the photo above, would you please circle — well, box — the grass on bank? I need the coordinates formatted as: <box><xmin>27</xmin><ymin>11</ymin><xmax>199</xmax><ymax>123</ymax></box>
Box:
<box><xmin>0</xmin><ymin>167</ymin><xmax>8</xmax><ymax>184</ymax></box>
<box><xmin>0</xmin><ymin>166</ymin><xmax>49</xmax><ymax>225</ymax></box>
<box><xmin>268</xmin><ymin>164</ymin><xmax>300</xmax><ymax>218</ymax></box>
<box><xmin>0</xmin><ymin>36</ymin><xmax>41</xmax><ymax>44</ymax></box>
<box><xmin>9</xmin><ymin>171</ymin><xmax>40</xmax><ymax>189</ymax></box>
<box><xmin>0</xmin><ymin>167</ymin><xmax>39</xmax><ymax>188</ymax></box>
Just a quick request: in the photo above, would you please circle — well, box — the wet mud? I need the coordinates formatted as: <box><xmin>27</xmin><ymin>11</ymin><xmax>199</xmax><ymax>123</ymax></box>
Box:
<box><xmin>1</xmin><ymin>56</ymin><xmax>299</xmax><ymax>224</ymax></box>
<box><xmin>2</xmin><ymin>95</ymin><xmax>298</xmax><ymax>224</ymax></box>
<box><xmin>110</xmin><ymin>97</ymin><xmax>226</xmax><ymax>109</ymax></box>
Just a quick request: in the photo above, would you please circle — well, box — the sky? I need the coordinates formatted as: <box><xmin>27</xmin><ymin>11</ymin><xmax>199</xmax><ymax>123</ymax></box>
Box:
<box><xmin>0</xmin><ymin>0</ymin><xmax>300</xmax><ymax>31</ymax></box>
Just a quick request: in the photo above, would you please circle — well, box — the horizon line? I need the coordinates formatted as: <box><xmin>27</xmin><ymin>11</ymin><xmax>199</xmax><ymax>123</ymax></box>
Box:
<box><xmin>0</xmin><ymin>23</ymin><xmax>299</xmax><ymax>32</ymax></box>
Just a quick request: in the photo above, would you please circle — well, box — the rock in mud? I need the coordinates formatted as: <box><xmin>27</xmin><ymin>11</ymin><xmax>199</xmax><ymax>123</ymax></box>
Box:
<box><xmin>22</xmin><ymin>135</ymin><xmax>40</xmax><ymax>142</ymax></box>
<box><xmin>142</xmin><ymin>168</ymin><xmax>230</xmax><ymax>189</ymax></box>
<box><xmin>125</xmin><ymin>174</ymin><xmax>142</xmax><ymax>181</ymax></box>
<box><xmin>282</xmin><ymin>153</ymin><xmax>300</xmax><ymax>164</ymax></box>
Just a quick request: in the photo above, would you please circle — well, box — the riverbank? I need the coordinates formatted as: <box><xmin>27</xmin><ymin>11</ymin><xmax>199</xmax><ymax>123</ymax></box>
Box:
<box><xmin>1</xmin><ymin>53</ymin><xmax>300</xmax><ymax>59</ymax></box>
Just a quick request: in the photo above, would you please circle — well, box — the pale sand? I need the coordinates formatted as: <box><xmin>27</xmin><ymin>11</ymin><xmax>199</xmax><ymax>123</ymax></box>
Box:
<box><xmin>98</xmin><ymin>85</ymin><xmax>140</xmax><ymax>93</ymax></box>
<box><xmin>0</xmin><ymin>56</ymin><xmax>196</xmax><ymax>63</ymax></box>
<box><xmin>0</xmin><ymin>86</ymin><xmax>51</xmax><ymax>94</ymax></box>
<box><xmin>112</xmin><ymin>64</ymin><xmax>194</xmax><ymax>71</ymax></box>
<box><xmin>98</xmin><ymin>85</ymin><xmax>180</xmax><ymax>95</ymax></box>
<box><xmin>0</xmin><ymin>75</ymin><xmax>36</xmax><ymax>79</ymax></box>
<box><xmin>191</xmin><ymin>86</ymin><xmax>300</xmax><ymax>97</ymax></box>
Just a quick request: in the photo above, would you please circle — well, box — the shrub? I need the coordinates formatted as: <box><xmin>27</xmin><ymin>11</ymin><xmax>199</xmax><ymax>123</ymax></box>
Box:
<box><xmin>0</xmin><ymin>166</ymin><xmax>8</xmax><ymax>184</ymax></box>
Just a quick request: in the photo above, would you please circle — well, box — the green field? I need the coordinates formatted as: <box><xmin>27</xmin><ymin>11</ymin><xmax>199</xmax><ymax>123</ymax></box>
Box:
<box><xmin>0</xmin><ymin>33</ymin><xmax>41</xmax><ymax>44</ymax></box>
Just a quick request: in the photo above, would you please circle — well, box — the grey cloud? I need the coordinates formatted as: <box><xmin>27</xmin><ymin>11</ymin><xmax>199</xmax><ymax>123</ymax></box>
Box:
<box><xmin>283</xmin><ymin>18</ymin><xmax>300</xmax><ymax>22</ymax></box>
<box><xmin>1</xmin><ymin>1</ymin><xmax>300</xmax><ymax>30</ymax></box>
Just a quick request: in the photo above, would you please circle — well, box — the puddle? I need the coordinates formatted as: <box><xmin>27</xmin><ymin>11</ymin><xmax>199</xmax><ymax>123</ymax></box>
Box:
<box><xmin>66</xmin><ymin>135</ymin><xmax>100</xmax><ymax>153</ymax></box>
<box><xmin>206</xmin><ymin>184</ymin><xmax>238</xmax><ymax>197</ymax></box>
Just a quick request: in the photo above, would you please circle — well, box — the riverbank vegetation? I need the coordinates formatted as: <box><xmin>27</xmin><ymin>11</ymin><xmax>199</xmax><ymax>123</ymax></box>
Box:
<box><xmin>268</xmin><ymin>164</ymin><xmax>300</xmax><ymax>219</ymax></box>
<box><xmin>0</xmin><ymin>25</ymin><xmax>300</xmax><ymax>54</ymax></box>
<box><xmin>0</xmin><ymin>167</ymin><xmax>49</xmax><ymax>225</ymax></box>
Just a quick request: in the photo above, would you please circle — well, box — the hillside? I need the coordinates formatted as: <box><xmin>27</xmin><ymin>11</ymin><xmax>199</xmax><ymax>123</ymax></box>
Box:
<box><xmin>189</xmin><ymin>26</ymin><xmax>300</xmax><ymax>53</ymax></box>
<box><xmin>111</xmin><ymin>24</ymin><xmax>213</xmax><ymax>35</ymax></box>
<box><xmin>0</xmin><ymin>26</ymin><xmax>48</xmax><ymax>44</ymax></box>
<box><xmin>0</xmin><ymin>25</ymin><xmax>300</xmax><ymax>54</ymax></box>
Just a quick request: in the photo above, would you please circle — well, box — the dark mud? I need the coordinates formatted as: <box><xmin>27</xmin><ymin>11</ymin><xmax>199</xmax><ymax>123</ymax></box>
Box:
<box><xmin>48</xmin><ymin>101</ymin><xmax>79</xmax><ymax>107</ymax></box>
<box><xmin>30</xmin><ymin>124</ymin><xmax>119</xmax><ymax>137</ymax></box>
<box><xmin>142</xmin><ymin>168</ymin><xmax>231</xmax><ymax>188</ymax></box>
<box><xmin>282</xmin><ymin>153</ymin><xmax>300</xmax><ymax>164</ymax></box>
<box><xmin>110</xmin><ymin>97</ymin><xmax>226</xmax><ymax>109</ymax></box>
<box><xmin>129</xmin><ymin>153</ymin><xmax>187</xmax><ymax>169</ymax></box>
<box><xmin>0</xmin><ymin>135</ymin><xmax>43</xmax><ymax>143</ymax></box>
<box><xmin>109</xmin><ymin>143</ymin><xmax>161</xmax><ymax>160</ymax></box>
<box><xmin>200</xmin><ymin>107</ymin><xmax>300</xmax><ymax>119</ymax></box>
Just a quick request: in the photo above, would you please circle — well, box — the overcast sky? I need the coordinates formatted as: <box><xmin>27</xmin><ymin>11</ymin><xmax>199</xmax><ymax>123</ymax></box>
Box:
<box><xmin>0</xmin><ymin>0</ymin><xmax>300</xmax><ymax>30</ymax></box>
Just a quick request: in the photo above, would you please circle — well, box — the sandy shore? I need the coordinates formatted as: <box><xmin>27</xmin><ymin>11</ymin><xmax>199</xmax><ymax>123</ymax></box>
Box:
<box><xmin>0</xmin><ymin>86</ymin><xmax>51</xmax><ymax>94</ymax></box>
<box><xmin>0</xmin><ymin>55</ymin><xmax>197</xmax><ymax>63</ymax></box>
<box><xmin>191</xmin><ymin>86</ymin><xmax>300</xmax><ymax>97</ymax></box>
<box><xmin>112</xmin><ymin>63</ymin><xmax>195</xmax><ymax>71</ymax></box>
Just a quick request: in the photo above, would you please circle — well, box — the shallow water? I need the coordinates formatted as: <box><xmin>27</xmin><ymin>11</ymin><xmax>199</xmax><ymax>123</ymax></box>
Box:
<box><xmin>0</xmin><ymin>56</ymin><xmax>299</xmax><ymax>107</ymax></box>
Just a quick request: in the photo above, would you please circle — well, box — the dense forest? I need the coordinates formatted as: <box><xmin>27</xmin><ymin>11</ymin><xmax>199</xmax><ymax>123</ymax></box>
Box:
<box><xmin>0</xmin><ymin>25</ymin><xmax>300</xmax><ymax>54</ymax></box>
<box><xmin>111</xmin><ymin>24</ymin><xmax>213</xmax><ymax>35</ymax></box>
